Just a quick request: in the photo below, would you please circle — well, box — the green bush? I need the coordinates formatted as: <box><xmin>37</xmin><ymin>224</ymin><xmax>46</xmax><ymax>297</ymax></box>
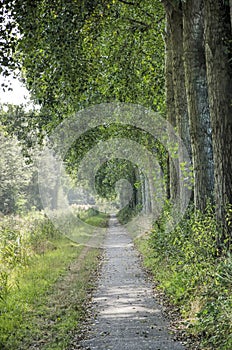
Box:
<box><xmin>137</xmin><ymin>203</ymin><xmax>232</xmax><ymax>349</ymax></box>
<box><xmin>195</xmin><ymin>253</ymin><xmax>232</xmax><ymax>349</ymax></box>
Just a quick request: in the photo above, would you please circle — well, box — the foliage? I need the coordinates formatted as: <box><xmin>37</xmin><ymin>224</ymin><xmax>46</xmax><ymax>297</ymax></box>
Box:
<box><xmin>136</xmin><ymin>204</ymin><xmax>232</xmax><ymax>349</ymax></box>
<box><xmin>0</xmin><ymin>104</ymin><xmax>44</xmax><ymax>153</ymax></box>
<box><xmin>0</xmin><ymin>1</ymin><xmax>166</xmax><ymax>223</ymax></box>
<box><xmin>65</xmin><ymin>123</ymin><xmax>167</xmax><ymax>200</ymax></box>
<box><xmin>1</xmin><ymin>1</ymin><xmax>231</xmax><ymax>348</ymax></box>
<box><xmin>0</xmin><ymin>129</ymin><xmax>32</xmax><ymax>214</ymax></box>
<box><xmin>0</xmin><ymin>0</ymin><xmax>165</xmax><ymax>130</ymax></box>
<box><xmin>0</xmin><ymin>125</ymin><xmax>44</xmax><ymax>214</ymax></box>
<box><xmin>196</xmin><ymin>253</ymin><xmax>232</xmax><ymax>349</ymax></box>
<box><xmin>0</xmin><ymin>1</ymin><xmax>20</xmax><ymax>78</ymax></box>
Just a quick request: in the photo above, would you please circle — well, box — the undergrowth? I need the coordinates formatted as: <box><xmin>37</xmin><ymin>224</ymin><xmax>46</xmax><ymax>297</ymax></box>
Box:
<box><xmin>117</xmin><ymin>204</ymin><xmax>142</xmax><ymax>224</ymax></box>
<box><xmin>136</xmin><ymin>204</ymin><xmax>232</xmax><ymax>350</ymax></box>
<box><xmin>0</xmin><ymin>209</ymin><xmax>107</xmax><ymax>349</ymax></box>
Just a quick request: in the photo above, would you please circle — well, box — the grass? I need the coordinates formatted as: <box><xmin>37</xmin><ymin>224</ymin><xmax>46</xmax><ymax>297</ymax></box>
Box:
<box><xmin>0</xmin><ymin>237</ymin><xmax>100</xmax><ymax>349</ymax></box>
<box><xmin>0</xmin><ymin>210</ymin><xmax>108</xmax><ymax>349</ymax></box>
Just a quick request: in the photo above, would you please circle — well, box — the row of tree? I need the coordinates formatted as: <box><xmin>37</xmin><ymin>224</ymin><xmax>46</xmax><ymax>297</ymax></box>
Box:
<box><xmin>162</xmin><ymin>0</ymin><xmax>232</xmax><ymax>245</ymax></box>
<box><xmin>0</xmin><ymin>0</ymin><xmax>231</xmax><ymax>246</ymax></box>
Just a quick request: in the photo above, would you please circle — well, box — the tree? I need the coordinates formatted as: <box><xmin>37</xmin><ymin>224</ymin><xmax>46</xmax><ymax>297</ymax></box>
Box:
<box><xmin>0</xmin><ymin>128</ymin><xmax>31</xmax><ymax>213</ymax></box>
<box><xmin>0</xmin><ymin>1</ymin><xmax>19</xmax><ymax>78</ymax></box>
<box><xmin>204</xmin><ymin>0</ymin><xmax>232</xmax><ymax>244</ymax></box>
<box><xmin>3</xmin><ymin>0</ymin><xmax>232</xmax><ymax>247</ymax></box>
<box><xmin>0</xmin><ymin>105</ymin><xmax>43</xmax><ymax>213</ymax></box>
<box><xmin>5</xmin><ymin>0</ymin><xmax>165</xmax><ymax>119</ymax></box>
<box><xmin>162</xmin><ymin>1</ymin><xmax>192</xmax><ymax>210</ymax></box>
<box><xmin>164</xmin><ymin>5</ymin><xmax>180</xmax><ymax>202</ymax></box>
<box><xmin>182</xmin><ymin>0</ymin><xmax>214</xmax><ymax>211</ymax></box>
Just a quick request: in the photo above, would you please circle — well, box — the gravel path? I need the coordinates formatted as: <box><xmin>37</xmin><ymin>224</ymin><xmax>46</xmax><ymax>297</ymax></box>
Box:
<box><xmin>79</xmin><ymin>216</ymin><xmax>186</xmax><ymax>350</ymax></box>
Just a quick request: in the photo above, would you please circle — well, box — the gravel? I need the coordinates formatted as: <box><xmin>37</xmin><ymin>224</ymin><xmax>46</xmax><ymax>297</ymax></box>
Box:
<box><xmin>77</xmin><ymin>216</ymin><xmax>186</xmax><ymax>350</ymax></box>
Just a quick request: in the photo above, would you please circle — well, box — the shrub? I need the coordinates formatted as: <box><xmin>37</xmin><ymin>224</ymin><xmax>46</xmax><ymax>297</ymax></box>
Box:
<box><xmin>138</xmin><ymin>203</ymin><xmax>232</xmax><ymax>349</ymax></box>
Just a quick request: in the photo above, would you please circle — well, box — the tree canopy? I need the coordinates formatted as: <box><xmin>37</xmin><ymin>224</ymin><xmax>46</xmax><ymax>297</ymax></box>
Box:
<box><xmin>1</xmin><ymin>0</ymin><xmax>232</xmax><ymax>246</ymax></box>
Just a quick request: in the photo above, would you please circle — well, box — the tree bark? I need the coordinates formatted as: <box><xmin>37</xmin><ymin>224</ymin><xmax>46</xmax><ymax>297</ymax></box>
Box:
<box><xmin>183</xmin><ymin>0</ymin><xmax>214</xmax><ymax>211</ymax></box>
<box><xmin>170</xmin><ymin>6</ymin><xmax>192</xmax><ymax>211</ymax></box>
<box><xmin>163</xmin><ymin>1</ymin><xmax>192</xmax><ymax>208</ymax></box>
<box><xmin>204</xmin><ymin>0</ymin><xmax>232</xmax><ymax>243</ymax></box>
<box><xmin>164</xmin><ymin>10</ymin><xmax>179</xmax><ymax>202</ymax></box>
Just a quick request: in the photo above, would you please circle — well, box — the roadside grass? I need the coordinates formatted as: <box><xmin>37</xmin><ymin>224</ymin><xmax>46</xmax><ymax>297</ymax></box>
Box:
<box><xmin>0</xmin><ymin>210</ymin><xmax>108</xmax><ymax>350</ymax></box>
<box><xmin>79</xmin><ymin>208</ymin><xmax>109</xmax><ymax>228</ymax></box>
<box><xmin>135</xmin><ymin>205</ymin><xmax>232</xmax><ymax>350</ymax></box>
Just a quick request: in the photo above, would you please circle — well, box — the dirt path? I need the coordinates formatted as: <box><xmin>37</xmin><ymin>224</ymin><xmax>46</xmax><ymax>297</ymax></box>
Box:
<box><xmin>78</xmin><ymin>216</ymin><xmax>186</xmax><ymax>350</ymax></box>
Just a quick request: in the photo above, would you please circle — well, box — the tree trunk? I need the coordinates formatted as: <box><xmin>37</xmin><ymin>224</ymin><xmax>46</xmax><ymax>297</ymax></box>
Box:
<box><xmin>230</xmin><ymin>0</ymin><xmax>232</xmax><ymax>30</ymax></box>
<box><xmin>204</xmin><ymin>0</ymin><xmax>232</xmax><ymax>244</ymax></box>
<box><xmin>164</xmin><ymin>10</ymin><xmax>179</xmax><ymax>202</ymax></box>
<box><xmin>170</xmin><ymin>6</ymin><xmax>192</xmax><ymax>211</ymax></box>
<box><xmin>140</xmin><ymin>171</ymin><xmax>147</xmax><ymax>213</ymax></box>
<box><xmin>164</xmin><ymin>1</ymin><xmax>192</xmax><ymax>209</ymax></box>
<box><xmin>171</xmin><ymin>9</ymin><xmax>191</xmax><ymax>158</ymax></box>
<box><xmin>183</xmin><ymin>0</ymin><xmax>214</xmax><ymax>211</ymax></box>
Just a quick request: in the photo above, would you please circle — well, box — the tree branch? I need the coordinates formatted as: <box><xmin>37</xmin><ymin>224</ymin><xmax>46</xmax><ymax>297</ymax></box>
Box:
<box><xmin>118</xmin><ymin>0</ymin><xmax>136</xmax><ymax>5</ymax></box>
<box><xmin>123</xmin><ymin>17</ymin><xmax>151</xmax><ymax>29</ymax></box>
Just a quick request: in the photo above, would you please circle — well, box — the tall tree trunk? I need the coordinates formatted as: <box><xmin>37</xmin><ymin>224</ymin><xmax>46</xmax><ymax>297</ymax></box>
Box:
<box><xmin>170</xmin><ymin>6</ymin><xmax>192</xmax><ymax>211</ymax></box>
<box><xmin>204</xmin><ymin>0</ymin><xmax>232</xmax><ymax>244</ymax></box>
<box><xmin>183</xmin><ymin>0</ymin><xmax>214</xmax><ymax>211</ymax></box>
<box><xmin>163</xmin><ymin>1</ymin><xmax>192</xmax><ymax>209</ymax></box>
<box><xmin>164</xmin><ymin>9</ymin><xmax>179</xmax><ymax>202</ymax></box>
<box><xmin>171</xmin><ymin>8</ymin><xmax>191</xmax><ymax>158</ymax></box>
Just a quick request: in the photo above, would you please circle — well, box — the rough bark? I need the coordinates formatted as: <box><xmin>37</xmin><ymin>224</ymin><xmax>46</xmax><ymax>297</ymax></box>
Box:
<box><xmin>164</xmin><ymin>11</ymin><xmax>179</xmax><ymax>202</ymax></box>
<box><xmin>164</xmin><ymin>2</ymin><xmax>192</xmax><ymax>209</ymax></box>
<box><xmin>183</xmin><ymin>0</ymin><xmax>214</xmax><ymax>211</ymax></box>
<box><xmin>170</xmin><ymin>6</ymin><xmax>192</xmax><ymax>211</ymax></box>
<box><xmin>204</xmin><ymin>0</ymin><xmax>232</xmax><ymax>243</ymax></box>
<box><xmin>171</xmin><ymin>9</ymin><xmax>191</xmax><ymax>157</ymax></box>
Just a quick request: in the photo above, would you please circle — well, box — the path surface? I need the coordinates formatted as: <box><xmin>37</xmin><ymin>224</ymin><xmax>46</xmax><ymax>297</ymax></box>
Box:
<box><xmin>79</xmin><ymin>216</ymin><xmax>185</xmax><ymax>350</ymax></box>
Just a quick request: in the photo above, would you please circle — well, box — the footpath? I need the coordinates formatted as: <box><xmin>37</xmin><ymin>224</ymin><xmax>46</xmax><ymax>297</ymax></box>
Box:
<box><xmin>77</xmin><ymin>216</ymin><xmax>186</xmax><ymax>350</ymax></box>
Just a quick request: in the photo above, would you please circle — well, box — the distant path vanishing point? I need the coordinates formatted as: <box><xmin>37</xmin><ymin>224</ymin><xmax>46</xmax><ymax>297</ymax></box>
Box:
<box><xmin>79</xmin><ymin>215</ymin><xmax>186</xmax><ymax>350</ymax></box>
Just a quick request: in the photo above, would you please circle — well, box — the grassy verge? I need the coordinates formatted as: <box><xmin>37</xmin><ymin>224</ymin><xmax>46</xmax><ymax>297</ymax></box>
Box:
<box><xmin>79</xmin><ymin>208</ymin><xmax>109</xmax><ymax>228</ymax></box>
<box><xmin>0</xmin><ymin>210</ymin><xmax>108</xmax><ymax>350</ymax></box>
<box><xmin>135</xmin><ymin>206</ymin><xmax>232</xmax><ymax>350</ymax></box>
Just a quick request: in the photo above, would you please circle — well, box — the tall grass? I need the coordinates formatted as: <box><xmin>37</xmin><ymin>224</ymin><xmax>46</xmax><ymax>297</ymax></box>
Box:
<box><xmin>0</xmin><ymin>209</ymin><xmax>108</xmax><ymax>349</ymax></box>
